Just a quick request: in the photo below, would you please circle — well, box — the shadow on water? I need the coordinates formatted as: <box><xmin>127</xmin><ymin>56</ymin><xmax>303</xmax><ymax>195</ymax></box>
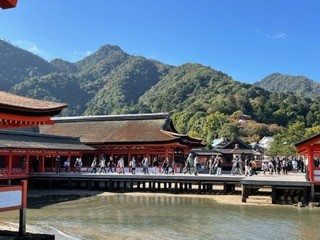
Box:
<box><xmin>26</xmin><ymin>190</ymin><xmax>103</xmax><ymax>209</ymax></box>
<box><xmin>26</xmin><ymin>188</ymin><xmax>242</xmax><ymax>209</ymax></box>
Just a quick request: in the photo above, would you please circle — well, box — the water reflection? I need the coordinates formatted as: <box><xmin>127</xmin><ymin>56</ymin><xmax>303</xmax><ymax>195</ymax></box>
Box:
<box><xmin>1</xmin><ymin>193</ymin><xmax>320</xmax><ymax>240</ymax></box>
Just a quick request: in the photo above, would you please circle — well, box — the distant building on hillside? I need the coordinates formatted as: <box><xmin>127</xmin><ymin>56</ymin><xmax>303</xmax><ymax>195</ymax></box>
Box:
<box><xmin>250</xmin><ymin>136</ymin><xmax>274</xmax><ymax>160</ymax></box>
<box><xmin>192</xmin><ymin>138</ymin><xmax>261</xmax><ymax>169</ymax></box>
<box><xmin>235</xmin><ymin>112</ymin><xmax>251</xmax><ymax>126</ymax></box>
<box><xmin>211</xmin><ymin>138</ymin><xmax>228</xmax><ymax>148</ymax></box>
<box><xmin>258</xmin><ymin>136</ymin><xmax>274</xmax><ymax>150</ymax></box>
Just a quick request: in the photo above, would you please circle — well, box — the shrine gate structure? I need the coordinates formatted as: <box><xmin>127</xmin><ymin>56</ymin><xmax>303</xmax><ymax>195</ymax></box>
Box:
<box><xmin>295</xmin><ymin>133</ymin><xmax>320</xmax><ymax>200</ymax></box>
<box><xmin>295</xmin><ymin>133</ymin><xmax>320</xmax><ymax>183</ymax></box>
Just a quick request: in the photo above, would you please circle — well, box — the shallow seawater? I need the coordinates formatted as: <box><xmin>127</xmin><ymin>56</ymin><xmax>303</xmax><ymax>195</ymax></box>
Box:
<box><xmin>1</xmin><ymin>193</ymin><xmax>320</xmax><ymax>240</ymax></box>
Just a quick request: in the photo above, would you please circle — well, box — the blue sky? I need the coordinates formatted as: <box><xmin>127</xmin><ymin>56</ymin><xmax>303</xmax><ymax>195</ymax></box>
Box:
<box><xmin>1</xmin><ymin>0</ymin><xmax>320</xmax><ymax>83</ymax></box>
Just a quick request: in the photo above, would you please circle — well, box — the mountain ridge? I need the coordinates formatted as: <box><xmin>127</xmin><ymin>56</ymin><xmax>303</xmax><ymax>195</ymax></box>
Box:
<box><xmin>1</xmin><ymin>39</ymin><xmax>320</xmax><ymax>144</ymax></box>
<box><xmin>253</xmin><ymin>72</ymin><xmax>320</xmax><ymax>99</ymax></box>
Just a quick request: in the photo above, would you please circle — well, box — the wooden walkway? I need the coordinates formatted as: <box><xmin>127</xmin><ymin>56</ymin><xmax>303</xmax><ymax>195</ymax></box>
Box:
<box><xmin>241</xmin><ymin>173</ymin><xmax>311</xmax><ymax>204</ymax></box>
<box><xmin>29</xmin><ymin>172</ymin><xmax>243</xmax><ymax>195</ymax></box>
<box><xmin>29</xmin><ymin>171</ymin><xmax>312</xmax><ymax>204</ymax></box>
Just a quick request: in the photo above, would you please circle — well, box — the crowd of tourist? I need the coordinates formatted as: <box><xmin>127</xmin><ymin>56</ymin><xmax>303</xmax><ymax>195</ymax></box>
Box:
<box><xmin>226</xmin><ymin>155</ymin><xmax>306</xmax><ymax>176</ymax></box>
<box><xmin>53</xmin><ymin>154</ymin><xmax>309</xmax><ymax>177</ymax></box>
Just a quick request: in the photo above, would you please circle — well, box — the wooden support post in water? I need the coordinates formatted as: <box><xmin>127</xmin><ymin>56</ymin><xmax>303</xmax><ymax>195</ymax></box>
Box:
<box><xmin>310</xmin><ymin>184</ymin><xmax>315</xmax><ymax>202</ymax></box>
<box><xmin>174</xmin><ymin>180</ymin><xmax>178</xmax><ymax>194</ymax></box>
<box><xmin>68</xmin><ymin>178</ymin><xmax>71</xmax><ymax>190</ymax></box>
<box><xmin>49</xmin><ymin>178</ymin><xmax>53</xmax><ymax>189</ymax></box>
<box><xmin>88</xmin><ymin>179</ymin><xmax>92</xmax><ymax>191</ymax></box>
<box><xmin>130</xmin><ymin>179</ymin><xmax>134</xmax><ymax>192</ymax></box>
<box><xmin>271</xmin><ymin>186</ymin><xmax>277</xmax><ymax>204</ymax></box>
<box><xmin>108</xmin><ymin>179</ymin><xmax>113</xmax><ymax>191</ymax></box>
<box><xmin>152</xmin><ymin>179</ymin><xmax>156</xmax><ymax>192</ymax></box>
<box><xmin>241</xmin><ymin>185</ymin><xmax>247</xmax><ymax>203</ymax></box>
<box><xmin>223</xmin><ymin>182</ymin><xmax>228</xmax><ymax>195</ymax></box>
<box><xmin>198</xmin><ymin>181</ymin><xmax>201</xmax><ymax>193</ymax></box>
<box><xmin>305</xmin><ymin>186</ymin><xmax>311</xmax><ymax>204</ymax></box>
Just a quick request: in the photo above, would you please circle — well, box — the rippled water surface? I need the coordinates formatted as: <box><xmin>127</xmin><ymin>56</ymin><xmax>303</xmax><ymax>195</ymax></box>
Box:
<box><xmin>1</xmin><ymin>193</ymin><xmax>319</xmax><ymax>240</ymax></box>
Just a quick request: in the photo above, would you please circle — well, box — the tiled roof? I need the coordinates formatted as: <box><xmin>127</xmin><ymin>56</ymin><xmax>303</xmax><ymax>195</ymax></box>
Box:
<box><xmin>191</xmin><ymin>149</ymin><xmax>221</xmax><ymax>156</ymax></box>
<box><xmin>39</xmin><ymin>113</ymin><xmax>206</xmax><ymax>147</ymax></box>
<box><xmin>217</xmin><ymin>148</ymin><xmax>257</xmax><ymax>155</ymax></box>
<box><xmin>0</xmin><ymin>130</ymin><xmax>94</xmax><ymax>151</ymax></box>
<box><xmin>220</xmin><ymin>138</ymin><xmax>252</xmax><ymax>150</ymax></box>
<box><xmin>0</xmin><ymin>91</ymin><xmax>67</xmax><ymax>116</ymax></box>
<box><xmin>0</xmin><ymin>0</ymin><xmax>18</xmax><ymax>9</ymax></box>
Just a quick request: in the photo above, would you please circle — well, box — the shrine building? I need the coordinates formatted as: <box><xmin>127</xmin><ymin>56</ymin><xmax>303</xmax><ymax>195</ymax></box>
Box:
<box><xmin>38</xmin><ymin>112</ymin><xmax>206</xmax><ymax>166</ymax></box>
<box><xmin>0</xmin><ymin>91</ymin><xmax>95</xmax><ymax>183</ymax></box>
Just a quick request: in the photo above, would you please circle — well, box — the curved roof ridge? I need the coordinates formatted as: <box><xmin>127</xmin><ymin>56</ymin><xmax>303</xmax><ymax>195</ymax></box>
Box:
<box><xmin>161</xmin><ymin>130</ymin><xmax>187</xmax><ymax>137</ymax></box>
<box><xmin>0</xmin><ymin>129</ymin><xmax>80</xmax><ymax>141</ymax></box>
<box><xmin>0</xmin><ymin>91</ymin><xmax>67</xmax><ymax>112</ymax></box>
<box><xmin>53</xmin><ymin>112</ymin><xmax>172</xmax><ymax>123</ymax></box>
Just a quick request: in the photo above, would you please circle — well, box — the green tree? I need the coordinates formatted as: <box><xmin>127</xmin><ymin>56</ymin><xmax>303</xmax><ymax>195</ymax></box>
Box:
<box><xmin>218</xmin><ymin>122</ymin><xmax>240</xmax><ymax>141</ymax></box>
<box><xmin>265</xmin><ymin>121</ymin><xmax>305</xmax><ymax>156</ymax></box>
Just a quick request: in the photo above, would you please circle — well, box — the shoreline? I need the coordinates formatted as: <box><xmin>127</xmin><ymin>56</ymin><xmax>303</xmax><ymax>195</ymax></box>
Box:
<box><xmin>26</xmin><ymin>188</ymin><xmax>286</xmax><ymax>207</ymax></box>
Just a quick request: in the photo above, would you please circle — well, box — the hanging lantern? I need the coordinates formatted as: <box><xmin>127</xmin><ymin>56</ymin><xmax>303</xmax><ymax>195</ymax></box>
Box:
<box><xmin>0</xmin><ymin>0</ymin><xmax>18</xmax><ymax>9</ymax></box>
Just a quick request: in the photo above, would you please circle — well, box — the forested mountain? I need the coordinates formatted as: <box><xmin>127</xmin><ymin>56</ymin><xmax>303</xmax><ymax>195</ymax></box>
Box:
<box><xmin>0</xmin><ymin>39</ymin><xmax>56</xmax><ymax>90</ymax></box>
<box><xmin>1</xmin><ymin>39</ymin><xmax>320</xmax><ymax>146</ymax></box>
<box><xmin>0</xmin><ymin>40</ymin><xmax>171</xmax><ymax>117</ymax></box>
<box><xmin>85</xmin><ymin>56</ymin><xmax>171</xmax><ymax>115</ymax></box>
<box><xmin>138</xmin><ymin>64</ymin><xmax>320</xmax><ymax>142</ymax></box>
<box><xmin>254</xmin><ymin>73</ymin><xmax>320</xmax><ymax>99</ymax></box>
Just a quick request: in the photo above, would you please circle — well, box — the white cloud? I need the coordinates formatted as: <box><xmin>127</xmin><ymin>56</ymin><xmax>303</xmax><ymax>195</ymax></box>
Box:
<box><xmin>265</xmin><ymin>31</ymin><xmax>287</xmax><ymax>40</ymax></box>
<box><xmin>255</xmin><ymin>29</ymin><xmax>287</xmax><ymax>40</ymax></box>
<box><xmin>73</xmin><ymin>50</ymin><xmax>92</xmax><ymax>58</ymax></box>
<box><xmin>13</xmin><ymin>40</ymin><xmax>43</xmax><ymax>55</ymax></box>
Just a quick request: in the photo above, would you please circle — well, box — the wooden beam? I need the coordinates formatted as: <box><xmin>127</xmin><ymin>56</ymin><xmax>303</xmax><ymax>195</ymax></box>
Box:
<box><xmin>0</xmin><ymin>113</ymin><xmax>54</xmax><ymax>129</ymax></box>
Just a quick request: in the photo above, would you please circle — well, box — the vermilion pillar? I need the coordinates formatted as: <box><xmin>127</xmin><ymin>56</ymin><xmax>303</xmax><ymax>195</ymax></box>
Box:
<box><xmin>40</xmin><ymin>155</ymin><xmax>45</xmax><ymax>172</ymax></box>
<box><xmin>308</xmin><ymin>146</ymin><xmax>314</xmax><ymax>182</ymax></box>
<box><xmin>8</xmin><ymin>154</ymin><xmax>12</xmax><ymax>176</ymax></box>
<box><xmin>165</xmin><ymin>147</ymin><xmax>169</xmax><ymax>159</ymax></box>
<box><xmin>128</xmin><ymin>152</ymin><xmax>131</xmax><ymax>167</ymax></box>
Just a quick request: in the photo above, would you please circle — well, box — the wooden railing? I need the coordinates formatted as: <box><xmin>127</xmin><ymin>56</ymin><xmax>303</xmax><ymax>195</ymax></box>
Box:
<box><xmin>0</xmin><ymin>180</ymin><xmax>27</xmax><ymax>236</ymax></box>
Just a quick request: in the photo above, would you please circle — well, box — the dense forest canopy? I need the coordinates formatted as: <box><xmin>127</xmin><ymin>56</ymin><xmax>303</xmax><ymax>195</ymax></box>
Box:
<box><xmin>254</xmin><ymin>73</ymin><xmax>320</xmax><ymax>100</ymax></box>
<box><xmin>1</xmin><ymin>39</ymin><xmax>320</xmax><ymax>152</ymax></box>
